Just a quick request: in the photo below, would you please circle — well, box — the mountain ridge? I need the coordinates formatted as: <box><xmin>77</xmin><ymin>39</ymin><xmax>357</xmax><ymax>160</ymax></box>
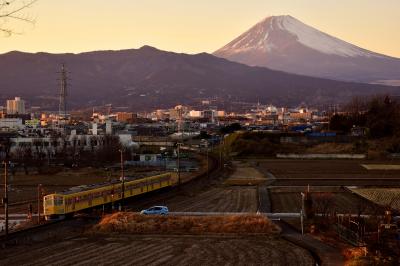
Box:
<box><xmin>0</xmin><ymin>46</ymin><xmax>398</xmax><ymax>111</ymax></box>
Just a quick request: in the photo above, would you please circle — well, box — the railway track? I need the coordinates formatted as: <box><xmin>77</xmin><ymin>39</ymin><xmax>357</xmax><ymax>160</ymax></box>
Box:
<box><xmin>0</xmin><ymin>200</ymin><xmax>38</xmax><ymax>217</ymax></box>
<box><xmin>124</xmin><ymin>153</ymin><xmax>221</xmax><ymax>211</ymax></box>
<box><xmin>1</xmin><ymin>153</ymin><xmax>219</xmax><ymax>243</ymax></box>
<box><xmin>0</xmin><ymin>219</ymin><xmax>64</xmax><ymax>243</ymax></box>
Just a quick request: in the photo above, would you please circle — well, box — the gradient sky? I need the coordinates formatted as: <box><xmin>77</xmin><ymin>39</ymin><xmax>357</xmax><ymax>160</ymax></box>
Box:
<box><xmin>1</xmin><ymin>0</ymin><xmax>399</xmax><ymax>57</ymax></box>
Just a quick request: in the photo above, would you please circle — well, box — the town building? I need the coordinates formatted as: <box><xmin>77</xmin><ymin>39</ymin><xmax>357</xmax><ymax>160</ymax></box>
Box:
<box><xmin>7</xmin><ymin>97</ymin><xmax>26</xmax><ymax>115</ymax></box>
<box><xmin>116</xmin><ymin>112</ymin><xmax>135</xmax><ymax>122</ymax></box>
<box><xmin>0</xmin><ymin>118</ymin><xmax>24</xmax><ymax>130</ymax></box>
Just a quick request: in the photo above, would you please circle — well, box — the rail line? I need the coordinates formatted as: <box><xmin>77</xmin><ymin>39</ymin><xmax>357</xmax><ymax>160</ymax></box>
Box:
<box><xmin>0</xmin><ymin>219</ymin><xmax>64</xmax><ymax>243</ymax></box>
<box><xmin>1</xmin><ymin>152</ymin><xmax>219</xmax><ymax>242</ymax></box>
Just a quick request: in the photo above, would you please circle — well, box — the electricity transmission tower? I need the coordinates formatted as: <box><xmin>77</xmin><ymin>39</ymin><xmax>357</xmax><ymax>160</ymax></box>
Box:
<box><xmin>58</xmin><ymin>63</ymin><xmax>68</xmax><ymax>119</ymax></box>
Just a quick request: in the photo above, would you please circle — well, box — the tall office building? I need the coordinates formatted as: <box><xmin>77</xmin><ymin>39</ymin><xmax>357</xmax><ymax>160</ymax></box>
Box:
<box><xmin>6</xmin><ymin>97</ymin><xmax>26</xmax><ymax>115</ymax></box>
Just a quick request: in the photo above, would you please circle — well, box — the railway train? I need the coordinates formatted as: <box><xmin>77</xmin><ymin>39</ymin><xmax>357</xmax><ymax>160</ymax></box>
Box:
<box><xmin>43</xmin><ymin>173</ymin><xmax>173</xmax><ymax>220</ymax></box>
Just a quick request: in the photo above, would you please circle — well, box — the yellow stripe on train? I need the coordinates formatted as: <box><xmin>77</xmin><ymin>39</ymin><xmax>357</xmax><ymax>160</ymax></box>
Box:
<box><xmin>43</xmin><ymin>173</ymin><xmax>173</xmax><ymax>219</ymax></box>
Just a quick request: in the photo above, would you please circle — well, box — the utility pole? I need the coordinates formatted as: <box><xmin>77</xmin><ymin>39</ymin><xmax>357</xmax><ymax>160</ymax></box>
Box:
<box><xmin>3</xmin><ymin>161</ymin><xmax>8</xmax><ymax>236</ymax></box>
<box><xmin>177</xmin><ymin>143</ymin><xmax>181</xmax><ymax>186</ymax></box>
<box><xmin>300</xmin><ymin>192</ymin><xmax>305</xmax><ymax>235</ymax></box>
<box><xmin>119</xmin><ymin>149</ymin><xmax>125</xmax><ymax>210</ymax></box>
<box><xmin>219</xmin><ymin>136</ymin><xmax>224</xmax><ymax>169</ymax></box>
<box><xmin>37</xmin><ymin>184</ymin><xmax>42</xmax><ymax>224</ymax></box>
<box><xmin>219</xmin><ymin>139</ymin><xmax>222</xmax><ymax>169</ymax></box>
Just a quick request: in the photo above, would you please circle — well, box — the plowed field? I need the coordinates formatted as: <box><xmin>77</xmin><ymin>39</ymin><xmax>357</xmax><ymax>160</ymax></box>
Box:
<box><xmin>0</xmin><ymin>235</ymin><xmax>314</xmax><ymax>266</ymax></box>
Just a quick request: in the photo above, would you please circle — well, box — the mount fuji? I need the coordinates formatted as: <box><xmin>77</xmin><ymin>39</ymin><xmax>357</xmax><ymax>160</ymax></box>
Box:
<box><xmin>214</xmin><ymin>15</ymin><xmax>400</xmax><ymax>85</ymax></box>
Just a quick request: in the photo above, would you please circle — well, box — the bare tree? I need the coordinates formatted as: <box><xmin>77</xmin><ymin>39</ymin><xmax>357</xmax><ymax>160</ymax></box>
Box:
<box><xmin>313</xmin><ymin>192</ymin><xmax>335</xmax><ymax>218</ymax></box>
<box><xmin>0</xmin><ymin>0</ymin><xmax>38</xmax><ymax>36</ymax></box>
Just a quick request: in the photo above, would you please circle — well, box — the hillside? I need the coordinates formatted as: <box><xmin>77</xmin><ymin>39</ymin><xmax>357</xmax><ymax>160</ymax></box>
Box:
<box><xmin>0</xmin><ymin>46</ymin><xmax>397</xmax><ymax>110</ymax></box>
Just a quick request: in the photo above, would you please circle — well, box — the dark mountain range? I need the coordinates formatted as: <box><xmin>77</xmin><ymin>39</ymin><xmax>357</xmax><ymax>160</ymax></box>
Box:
<box><xmin>214</xmin><ymin>15</ymin><xmax>400</xmax><ymax>85</ymax></box>
<box><xmin>0</xmin><ymin>45</ymin><xmax>398</xmax><ymax>110</ymax></box>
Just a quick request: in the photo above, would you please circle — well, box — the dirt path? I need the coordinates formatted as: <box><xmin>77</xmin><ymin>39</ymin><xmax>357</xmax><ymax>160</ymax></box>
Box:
<box><xmin>277</xmin><ymin>221</ymin><xmax>344</xmax><ymax>266</ymax></box>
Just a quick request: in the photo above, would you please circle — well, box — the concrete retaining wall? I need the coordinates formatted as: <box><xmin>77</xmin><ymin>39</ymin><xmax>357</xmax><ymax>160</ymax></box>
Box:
<box><xmin>276</xmin><ymin>154</ymin><xmax>366</xmax><ymax>159</ymax></box>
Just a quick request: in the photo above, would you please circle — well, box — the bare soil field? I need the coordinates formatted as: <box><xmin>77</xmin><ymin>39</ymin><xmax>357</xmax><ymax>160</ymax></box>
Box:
<box><xmin>223</xmin><ymin>161</ymin><xmax>267</xmax><ymax>186</ymax></box>
<box><xmin>0</xmin><ymin>234</ymin><xmax>314</xmax><ymax>266</ymax></box>
<box><xmin>127</xmin><ymin>185</ymin><xmax>259</xmax><ymax>213</ymax></box>
<box><xmin>269</xmin><ymin>189</ymin><xmax>377</xmax><ymax>214</ymax></box>
<box><xmin>257</xmin><ymin>159</ymin><xmax>400</xmax><ymax>186</ymax></box>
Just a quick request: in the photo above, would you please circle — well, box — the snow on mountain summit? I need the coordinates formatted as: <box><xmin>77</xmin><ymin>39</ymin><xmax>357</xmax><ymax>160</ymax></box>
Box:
<box><xmin>274</xmin><ymin>15</ymin><xmax>381</xmax><ymax>57</ymax></box>
<box><xmin>218</xmin><ymin>15</ymin><xmax>381</xmax><ymax>58</ymax></box>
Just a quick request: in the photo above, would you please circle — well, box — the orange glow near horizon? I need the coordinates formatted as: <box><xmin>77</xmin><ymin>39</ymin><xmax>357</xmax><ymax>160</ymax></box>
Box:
<box><xmin>1</xmin><ymin>0</ymin><xmax>399</xmax><ymax>58</ymax></box>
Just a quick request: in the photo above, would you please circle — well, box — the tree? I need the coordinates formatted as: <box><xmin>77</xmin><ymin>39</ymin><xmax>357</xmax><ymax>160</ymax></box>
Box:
<box><xmin>313</xmin><ymin>192</ymin><xmax>335</xmax><ymax>218</ymax></box>
<box><xmin>0</xmin><ymin>0</ymin><xmax>38</xmax><ymax>36</ymax></box>
<box><xmin>94</xmin><ymin>135</ymin><xmax>121</xmax><ymax>165</ymax></box>
<box><xmin>220</xmin><ymin>123</ymin><xmax>241</xmax><ymax>135</ymax></box>
<box><xmin>366</xmin><ymin>96</ymin><xmax>400</xmax><ymax>138</ymax></box>
<box><xmin>329</xmin><ymin>95</ymin><xmax>400</xmax><ymax>138</ymax></box>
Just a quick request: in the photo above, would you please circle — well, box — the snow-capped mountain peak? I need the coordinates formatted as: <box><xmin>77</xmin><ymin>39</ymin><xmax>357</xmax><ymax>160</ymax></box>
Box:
<box><xmin>214</xmin><ymin>15</ymin><xmax>400</xmax><ymax>84</ymax></box>
<box><xmin>218</xmin><ymin>15</ymin><xmax>380</xmax><ymax>58</ymax></box>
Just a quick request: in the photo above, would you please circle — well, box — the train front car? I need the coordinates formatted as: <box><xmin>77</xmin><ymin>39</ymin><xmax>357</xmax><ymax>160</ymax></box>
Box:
<box><xmin>42</xmin><ymin>173</ymin><xmax>173</xmax><ymax>220</ymax></box>
<box><xmin>43</xmin><ymin>194</ymin><xmax>66</xmax><ymax>220</ymax></box>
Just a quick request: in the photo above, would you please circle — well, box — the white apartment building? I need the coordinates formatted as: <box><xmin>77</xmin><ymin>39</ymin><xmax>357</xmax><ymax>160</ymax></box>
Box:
<box><xmin>7</xmin><ymin>97</ymin><xmax>26</xmax><ymax>115</ymax></box>
<box><xmin>0</xmin><ymin>118</ymin><xmax>24</xmax><ymax>129</ymax></box>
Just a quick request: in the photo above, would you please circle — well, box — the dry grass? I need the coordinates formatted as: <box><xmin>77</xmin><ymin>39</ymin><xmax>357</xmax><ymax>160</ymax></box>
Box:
<box><xmin>91</xmin><ymin>212</ymin><xmax>280</xmax><ymax>235</ymax></box>
<box><xmin>349</xmin><ymin>188</ymin><xmax>400</xmax><ymax>211</ymax></box>
<box><xmin>361</xmin><ymin>164</ymin><xmax>400</xmax><ymax>170</ymax></box>
<box><xmin>343</xmin><ymin>247</ymin><xmax>369</xmax><ymax>266</ymax></box>
<box><xmin>306</xmin><ymin>143</ymin><xmax>354</xmax><ymax>154</ymax></box>
<box><xmin>342</xmin><ymin>247</ymin><xmax>394</xmax><ymax>266</ymax></box>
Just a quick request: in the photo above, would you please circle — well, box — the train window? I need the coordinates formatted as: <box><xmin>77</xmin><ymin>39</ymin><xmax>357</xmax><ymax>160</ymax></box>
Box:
<box><xmin>54</xmin><ymin>196</ymin><xmax>64</xmax><ymax>206</ymax></box>
<box><xmin>45</xmin><ymin>197</ymin><xmax>53</xmax><ymax>205</ymax></box>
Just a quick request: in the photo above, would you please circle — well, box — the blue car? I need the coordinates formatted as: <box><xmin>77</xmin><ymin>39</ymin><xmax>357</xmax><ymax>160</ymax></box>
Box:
<box><xmin>140</xmin><ymin>206</ymin><xmax>169</xmax><ymax>215</ymax></box>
